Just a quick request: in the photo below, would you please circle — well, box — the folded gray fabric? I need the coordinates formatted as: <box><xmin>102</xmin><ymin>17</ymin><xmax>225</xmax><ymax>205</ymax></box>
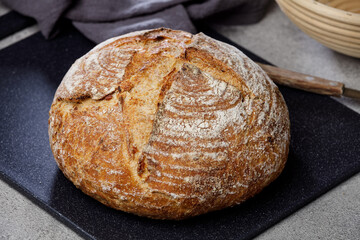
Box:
<box><xmin>3</xmin><ymin>0</ymin><xmax>270</xmax><ymax>43</ymax></box>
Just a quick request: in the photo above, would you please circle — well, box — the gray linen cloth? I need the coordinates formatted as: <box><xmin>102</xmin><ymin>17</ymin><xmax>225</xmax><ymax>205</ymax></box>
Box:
<box><xmin>3</xmin><ymin>0</ymin><xmax>270</xmax><ymax>43</ymax></box>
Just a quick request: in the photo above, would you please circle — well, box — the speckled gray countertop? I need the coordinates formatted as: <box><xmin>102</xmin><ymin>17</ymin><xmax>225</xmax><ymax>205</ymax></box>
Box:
<box><xmin>1</xmin><ymin>2</ymin><xmax>359</xmax><ymax>239</ymax></box>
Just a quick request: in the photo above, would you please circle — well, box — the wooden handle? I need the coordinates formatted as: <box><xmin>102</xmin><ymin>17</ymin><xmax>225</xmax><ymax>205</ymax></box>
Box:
<box><xmin>257</xmin><ymin>62</ymin><xmax>344</xmax><ymax>96</ymax></box>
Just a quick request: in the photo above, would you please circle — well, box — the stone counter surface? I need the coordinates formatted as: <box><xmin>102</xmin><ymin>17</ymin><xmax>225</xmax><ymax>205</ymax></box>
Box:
<box><xmin>1</xmin><ymin>2</ymin><xmax>359</xmax><ymax>239</ymax></box>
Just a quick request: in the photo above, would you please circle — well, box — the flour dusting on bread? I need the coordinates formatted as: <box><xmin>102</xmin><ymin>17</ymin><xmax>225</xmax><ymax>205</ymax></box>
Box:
<box><xmin>49</xmin><ymin>28</ymin><xmax>290</xmax><ymax>220</ymax></box>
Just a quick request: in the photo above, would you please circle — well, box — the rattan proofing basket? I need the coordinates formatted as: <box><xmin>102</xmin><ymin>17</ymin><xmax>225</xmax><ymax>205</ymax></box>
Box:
<box><xmin>276</xmin><ymin>0</ymin><xmax>360</xmax><ymax>58</ymax></box>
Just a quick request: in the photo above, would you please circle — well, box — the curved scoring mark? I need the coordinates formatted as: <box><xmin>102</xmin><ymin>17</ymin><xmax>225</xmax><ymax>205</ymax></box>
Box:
<box><xmin>82</xmin><ymin>46</ymin><xmax>135</xmax><ymax>99</ymax></box>
<box><xmin>138</xmin><ymin>63</ymin><xmax>249</xmax><ymax>201</ymax></box>
<box><xmin>57</xmin><ymin>40</ymin><xmax>144</xmax><ymax>101</ymax></box>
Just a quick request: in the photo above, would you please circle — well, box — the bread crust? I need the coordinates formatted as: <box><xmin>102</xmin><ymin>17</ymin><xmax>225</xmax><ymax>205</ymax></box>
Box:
<box><xmin>48</xmin><ymin>28</ymin><xmax>290</xmax><ymax>220</ymax></box>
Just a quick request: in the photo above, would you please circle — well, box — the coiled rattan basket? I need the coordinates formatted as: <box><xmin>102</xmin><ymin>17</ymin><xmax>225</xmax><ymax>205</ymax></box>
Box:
<box><xmin>276</xmin><ymin>0</ymin><xmax>360</xmax><ymax>58</ymax></box>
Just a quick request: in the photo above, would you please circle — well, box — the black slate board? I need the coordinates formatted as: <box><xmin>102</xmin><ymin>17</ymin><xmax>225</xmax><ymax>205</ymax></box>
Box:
<box><xmin>1</xmin><ymin>24</ymin><xmax>360</xmax><ymax>240</ymax></box>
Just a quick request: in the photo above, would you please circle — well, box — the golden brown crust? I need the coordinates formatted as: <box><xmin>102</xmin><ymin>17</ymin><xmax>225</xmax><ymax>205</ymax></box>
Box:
<box><xmin>48</xmin><ymin>28</ymin><xmax>290</xmax><ymax>220</ymax></box>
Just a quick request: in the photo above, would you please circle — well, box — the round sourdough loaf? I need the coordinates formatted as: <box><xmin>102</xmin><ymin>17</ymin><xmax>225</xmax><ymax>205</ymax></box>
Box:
<box><xmin>48</xmin><ymin>28</ymin><xmax>290</xmax><ymax>220</ymax></box>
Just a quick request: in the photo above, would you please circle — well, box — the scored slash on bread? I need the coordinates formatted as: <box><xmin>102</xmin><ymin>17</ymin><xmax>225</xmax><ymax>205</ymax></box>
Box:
<box><xmin>48</xmin><ymin>28</ymin><xmax>290</xmax><ymax>220</ymax></box>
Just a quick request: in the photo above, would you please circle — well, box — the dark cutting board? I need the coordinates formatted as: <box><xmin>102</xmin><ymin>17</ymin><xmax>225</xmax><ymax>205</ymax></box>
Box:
<box><xmin>1</xmin><ymin>19</ymin><xmax>360</xmax><ymax>240</ymax></box>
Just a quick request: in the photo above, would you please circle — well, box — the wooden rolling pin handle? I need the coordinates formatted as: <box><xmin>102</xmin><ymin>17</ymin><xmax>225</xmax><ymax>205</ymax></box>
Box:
<box><xmin>257</xmin><ymin>63</ymin><xmax>344</xmax><ymax>96</ymax></box>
